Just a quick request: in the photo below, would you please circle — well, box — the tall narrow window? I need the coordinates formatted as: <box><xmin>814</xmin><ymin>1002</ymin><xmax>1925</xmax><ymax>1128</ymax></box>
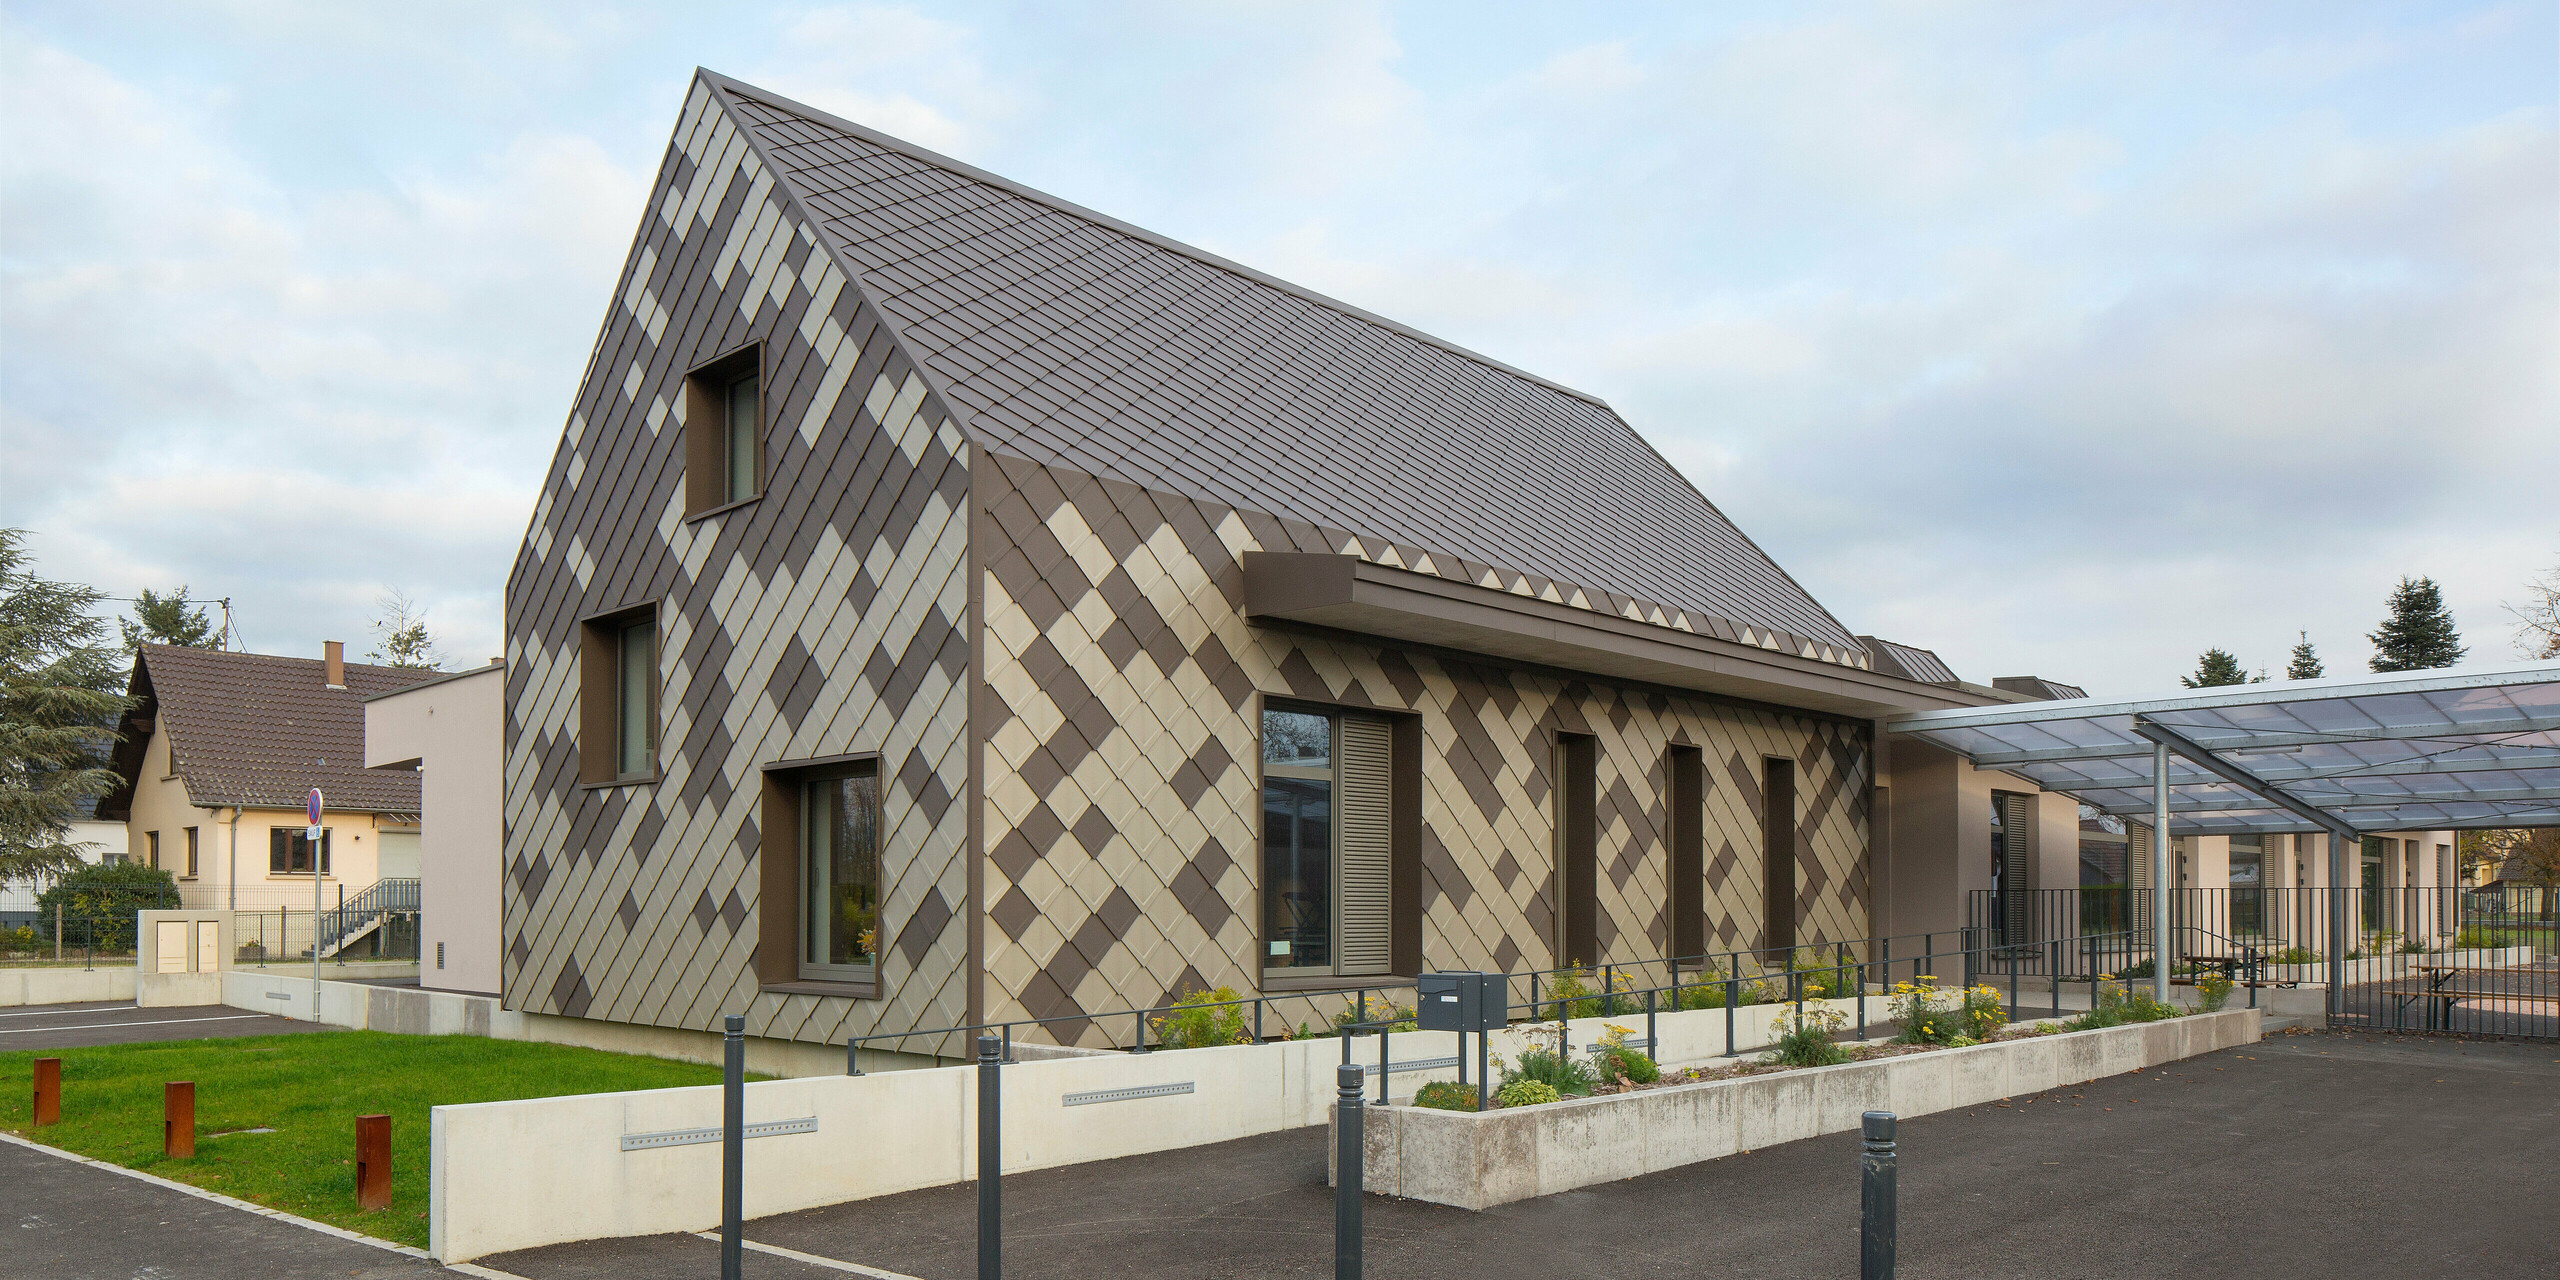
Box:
<box><xmin>1667</xmin><ymin>746</ymin><xmax>1705</xmax><ymax>960</ymax></box>
<box><xmin>801</xmin><ymin>767</ymin><xmax>881</xmax><ymax>981</ymax></box>
<box><xmin>616</xmin><ymin>617</ymin><xmax>655</xmax><ymax>779</ymax></box>
<box><xmin>724</xmin><ymin>369</ymin><xmax>758</xmax><ymax>505</ymax></box>
<box><xmin>2228</xmin><ymin>834</ymin><xmax>2264</xmax><ymax>936</ymax></box>
<box><xmin>1261</xmin><ymin>704</ymin><xmax>1401</xmax><ymax>979</ymax></box>
<box><xmin>183</xmin><ymin>826</ymin><xmax>199</xmax><ymax>879</ymax></box>
<box><xmin>580</xmin><ymin>604</ymin><xmax>659</xmax><ymax>785</ymax></box>
<box><xmin>1762</xmin><ymin>758</ymin><xmax>1796</xmax><ymax>955</ymax></box>
<box><xmin>1555</xmin><ymin>733</ymin><xmax>1598</xmax><ymax>967</ymax></box>
<box><xmin>147</xmin><ymin>830</ymin><xmax>161</xmax><ymax>871</ymax></box>
<box><xmin>685</xmin><ymin>346</ymin><xmax>761</xmax><ymax>516</ymax></box>
<box><xmin>1263</xmin><ymin>708</ymin><xmax>1333</xmax><ymax>974</ymax></box>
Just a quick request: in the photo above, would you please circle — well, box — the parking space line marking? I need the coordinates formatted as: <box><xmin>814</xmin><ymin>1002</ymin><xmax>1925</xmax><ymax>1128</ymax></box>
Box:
<box><xmin>0</xmin><ymin>1014</ymin><xmax>271</xmax><ymax>1035</ymax></box>
<box><xmin>0</xmin><ymin>1004</ymin><xmax>142</xmax><ymax>1018</ymax></box>
<box><xmin>690</xmin><ymin>1230</ymin><xmax>924</xmax><ymax>1279</ymax></box>
<box><xmin>0</xmin><ymin>1131</ymin><xmax>521</xmax><ymax>1277</ymax></box>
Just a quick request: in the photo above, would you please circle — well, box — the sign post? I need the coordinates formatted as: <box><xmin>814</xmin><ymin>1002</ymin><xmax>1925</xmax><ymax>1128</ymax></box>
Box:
<box><xmin>308</xmin><ymin>788</ymin><xmax>324</xmax><ymax>1022</ymax></box>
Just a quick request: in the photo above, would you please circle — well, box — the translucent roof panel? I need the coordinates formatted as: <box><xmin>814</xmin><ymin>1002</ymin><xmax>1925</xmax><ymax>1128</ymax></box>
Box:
<box><xmin>1886</xmin><ymin>662</ymin><xmax>2560</xmax><ymax>835</ymax></box>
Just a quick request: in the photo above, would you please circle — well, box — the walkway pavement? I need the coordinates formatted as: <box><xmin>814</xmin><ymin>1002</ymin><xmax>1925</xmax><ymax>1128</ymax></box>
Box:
<box><xmin>0</xmin><ymin>1000</ymin><xmax>335</xmax><ymax>1049</ymax></box>
<box><xmin>489</xmin><ymin>1029</ymin><xmax>2559</xmax><ymax>1280</ymax></box>
<box><xmin>2</xmin><ymin>1134</ymin><xmax>470</xmax><ymax>1280</ymax></box>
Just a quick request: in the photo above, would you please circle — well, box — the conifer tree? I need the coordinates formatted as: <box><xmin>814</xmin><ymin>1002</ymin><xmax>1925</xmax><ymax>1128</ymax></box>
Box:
<box><xmin>2368</xmin><ymin>576</ymin><xmax>2465</xmax><ymax>672</ymax></box>
<box><xmin>0</xmin><ymin>530</ymin><xmax>131</xmax><ymax>885</ymax></box>
<box><xmin>2285</xmin><ymin>631</ymin><xmax>2323</xmax><ymax>680</ymax></box>
<box><xmin>2181</xmin><ymin>647</ymin><xmax>2260</xmax><ymax>688</ymax></box>
<box><xmin>119</xmin><ymin>586</ymin><xmax>218</xmax><ymax>651</ymax></box>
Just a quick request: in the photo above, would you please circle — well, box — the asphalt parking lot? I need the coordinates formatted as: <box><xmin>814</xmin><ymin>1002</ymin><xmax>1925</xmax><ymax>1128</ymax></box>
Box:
<box><xmin>489</xmin><ymin>1029</ymin><xmax>2560</xmax><ymax>1280</ymax></box>
<box><xmin>0</xmin><ymin>1000</ymin><xmax>336</xmax><ymax>1050</ymax></box>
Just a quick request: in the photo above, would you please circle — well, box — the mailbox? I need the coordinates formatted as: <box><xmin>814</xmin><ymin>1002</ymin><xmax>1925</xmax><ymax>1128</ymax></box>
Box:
<box><xmin>1417</xmin><ymin>971</ymin><xmax>1505</xmax><ymax>1033</ymax></box>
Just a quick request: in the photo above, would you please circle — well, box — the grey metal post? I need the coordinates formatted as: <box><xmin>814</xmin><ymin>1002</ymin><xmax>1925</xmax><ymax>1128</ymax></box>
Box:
<box><xmin>722</xmin><ymin>1014</ymin><xmax>743</xmax><ymax>1280</ymax></box>
<box><xmin>1335</xmin><ymin>1062</ymin><xmax>1363</xmax><ymax>1280</ymax></box>
<box><xmin>2152</xmin><ymin>743</ymin><xmax>2173</xmax><ymax>1004</ymax></box>
<box><xmin>2327</xmin><ymin>832</ymin><xmax>2347</xmax><ymax>1018</ymax></box>
<box><xmin>1861</xmin><ymin>1111</ymin><xmax>1897</xmax><ymax>1280</ymax></box>
<box><xmin>978</xmin><ymin>1033</ymin><xmax>1001</xmax><ymax>1280</ymax></box>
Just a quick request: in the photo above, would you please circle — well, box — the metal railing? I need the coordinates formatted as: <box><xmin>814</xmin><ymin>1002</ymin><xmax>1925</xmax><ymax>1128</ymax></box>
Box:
<box><xmin>843</xmin><ymin>924</ymin><xmax>2151</xmax><ymax>1072</ymax></box>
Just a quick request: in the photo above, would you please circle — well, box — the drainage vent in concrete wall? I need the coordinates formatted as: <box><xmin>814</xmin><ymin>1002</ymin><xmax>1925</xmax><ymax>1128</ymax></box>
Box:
<box><xmin>620</xmin><ymin>1116</ymin><xmax>818</xmax><ymax>1151</ymax></box>
<box><xmin>1063</xmin><ymin>1082</ymin><xmax>1195</xmax><ymax>1107</ymax></box>
<box><xmin>1359</xmin><ymin>1055</ymin><xmax>1462</xmax><ymax>1075</ymax></box>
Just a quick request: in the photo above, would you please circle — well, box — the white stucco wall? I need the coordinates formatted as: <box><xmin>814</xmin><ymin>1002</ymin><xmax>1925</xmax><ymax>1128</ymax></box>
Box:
<box><xmin>367</xmin><ymin>664</ymin><xmax>503</xmax><ymax>996</ymax></box>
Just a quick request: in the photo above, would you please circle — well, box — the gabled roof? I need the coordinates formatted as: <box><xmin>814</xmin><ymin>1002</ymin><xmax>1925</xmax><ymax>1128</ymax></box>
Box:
<box><xmin>701</xmin><ymin>72</ymin><xmax>1867</xmax><ymax>662</ymax></box>
<box><xmin>100</xmin><ymin>646</ymin><xmax>442</xmax><ymax>818</ymax></box>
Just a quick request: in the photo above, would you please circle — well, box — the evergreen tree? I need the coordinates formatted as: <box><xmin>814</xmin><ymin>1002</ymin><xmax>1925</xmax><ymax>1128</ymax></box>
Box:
<box><xmin>2285</xmin><ymin>631</ymin><xmax>2324</xmax><ymax>680</ymax></box>
<box><xmin>119</xmin><ymin>586</ymin><xmax>218</xmax><ymax>651</ymax></box>
<box><xmin>2181</xmin><ymin>647</ymin><xmax>2261</xmax><ymax>688</ymax></box>
<box><xmin>367</xmin><ymin>588</ymin><xmax>444</xmax><ymax>670</ymax></box>
<box><xmin>0</xmin><ymin>530</ymin><xmax>132</xmax><ymax>886</ymax></box>
<box><xmin>2368</xmin><ymin>576</ymin><xmax>2465</xmax><ymax>672</ymax></box>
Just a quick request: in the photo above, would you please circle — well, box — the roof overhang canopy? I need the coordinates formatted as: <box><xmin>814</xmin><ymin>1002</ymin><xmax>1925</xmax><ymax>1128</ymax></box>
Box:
<box><xmin>1243</xmin><ymin>552</ymin><xmax>2006</xmax><ymax>719</ymax></box>
<box><xmin>1886</xmin><ymin>661</ymin><xmax>2560</xmax><ymax>835</ymax></box>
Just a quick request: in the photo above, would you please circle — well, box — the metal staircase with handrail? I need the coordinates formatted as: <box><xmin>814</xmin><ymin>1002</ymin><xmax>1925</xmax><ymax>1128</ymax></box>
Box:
<box><xmin>316</xmin><ymin>877</ymin><xmax>420</xmax><ymax>959</ymax></box>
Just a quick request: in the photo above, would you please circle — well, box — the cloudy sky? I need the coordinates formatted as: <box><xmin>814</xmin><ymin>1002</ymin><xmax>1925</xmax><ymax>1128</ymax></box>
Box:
<box><xmin>3</xmin><ymin>1</ymin><xmax>2553</xmax><ymax>695</ymax></box>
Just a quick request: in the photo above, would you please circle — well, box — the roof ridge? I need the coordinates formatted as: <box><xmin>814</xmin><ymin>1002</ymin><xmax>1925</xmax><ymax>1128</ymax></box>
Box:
<box><xmin>695</xmin><ymin>69</ymin><xmax>1613</xmax><ymax>411</ymax></box>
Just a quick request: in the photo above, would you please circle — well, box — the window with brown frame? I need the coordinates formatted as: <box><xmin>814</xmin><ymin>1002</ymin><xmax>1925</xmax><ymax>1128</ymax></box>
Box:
<box><xmin>183</xmin><ymin>826</ymin><xmax>199</xmax><ymax>879</ymax></box>
<box><xmin>1667</xmin><ymin>745</ymin><xmax>1705</xmax><ymax>959</ymax></box>
<box><xmin>1554</xmin><ymin>732</ymin><xmax>1598</xmax><ymax>967</ymax></box>
<box><xmin>269</xmin><ymin>828</ymin><xmax>331</xmax><ymax>876</ymax></box>
<box><xmin>1259</xmin><ymin>701</ymin><xmax>1417</xmax><ymax>981</ymax></box>
<box><xmin>1761</xmin><ymin>757</ymin><xmax>1796</xmax><ymax>955</ymax></box>
<box><xmin>579</xmin><ymin>604</ymin><xmax>658</xmax><ymax>785</ymax></box>
<box><xmin>684</xmin><ymin>346</ymin><xmax>762</xmax><ymax>516</ymax></box>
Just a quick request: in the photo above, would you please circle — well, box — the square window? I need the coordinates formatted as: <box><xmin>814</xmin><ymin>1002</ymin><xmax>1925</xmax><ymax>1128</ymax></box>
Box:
<box><xmin>269</xmin><ymin>828</ymin><xmax>331</xmax><ymax>875</ymax></box>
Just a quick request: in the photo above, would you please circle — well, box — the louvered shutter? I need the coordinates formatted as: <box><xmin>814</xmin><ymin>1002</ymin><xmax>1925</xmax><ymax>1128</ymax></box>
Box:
<box><xmin>1335</xmin><ymin>716</ymin><xmax>1394</xmax><ymax>976</ymax></box>
<box><xmin>1999</xmin><ymin>792</ymin><xmax>2036</xmax><ymax>943</ymax></box>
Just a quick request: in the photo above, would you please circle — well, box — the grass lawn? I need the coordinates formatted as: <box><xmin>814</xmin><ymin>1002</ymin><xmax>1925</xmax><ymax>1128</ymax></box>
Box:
<box><xmin>2</xmin><ymin>1031</ymin><xmax>758</xmax><ymax>1249</ymax></box>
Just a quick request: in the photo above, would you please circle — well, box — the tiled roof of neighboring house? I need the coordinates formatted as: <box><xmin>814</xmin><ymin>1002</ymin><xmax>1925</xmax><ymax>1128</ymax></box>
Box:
<box><xmin>100</xmin><ymin>645</ymin><xmax>442</xmax><ymax>818</ymax></box>
<box><xmin>706</xmin><ymin>74</ymin><xmax>1868</xmax><ymax>663</ymax></box>
<box><xmin>1856</xmin><ymin>636</ymin><xmax>1961</xmax><ymax>685</ymax></box>
<box><xmin>1993</xmin><ymin>676</ymin><xmax>2090</xmax><ymax>701</ymax></box>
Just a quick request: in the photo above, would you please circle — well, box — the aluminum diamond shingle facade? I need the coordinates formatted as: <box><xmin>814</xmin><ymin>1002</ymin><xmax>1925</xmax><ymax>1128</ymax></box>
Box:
<box><xmin>504</xmin><ymin>71</ymin><xmax>1881</xmax><ymax>1050</ymax></box>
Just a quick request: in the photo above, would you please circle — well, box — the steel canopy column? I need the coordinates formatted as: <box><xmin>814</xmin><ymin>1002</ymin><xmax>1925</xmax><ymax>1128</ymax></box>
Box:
<box><xmin>2152</xmin><ymin>742</ymin><xmax>2173</xmax><ymax>1005</ymax></box>
<box><xmin>2327</xmin><ymin>832</ymin><xmax>2346</xmax><ymax>1019</ymax></box>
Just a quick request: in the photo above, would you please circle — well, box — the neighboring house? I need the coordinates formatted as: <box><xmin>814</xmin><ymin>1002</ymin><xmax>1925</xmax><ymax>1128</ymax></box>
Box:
<box><xmin>100</xmin><ymin>643</ymin><xmax>441</xmax><ymax>941</ymax></box>
<box><xmin>0</xmin><ymin>796</ymin><xmax>119</xmax><ymax>929</ymax></box>
<box><xmin>501</xmin><ymin>71</ymin><xmax>2011</xmax><ymax>1052</ymax></box>
<box><xmin>1866</xmin><ymin>639</ymin><xmax>2457</xmax><ymax>948</ymax></box>
<box><xmin>367</xmin><ymin>662</ymin><xmax>505</xmax><ymax>995</ymax></box>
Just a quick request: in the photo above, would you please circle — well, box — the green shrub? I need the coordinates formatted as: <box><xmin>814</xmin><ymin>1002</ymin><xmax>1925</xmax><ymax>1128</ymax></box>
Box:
<box><xmin>1495</xmin><ymin>1079</ymin><xmax>1561</xmax><ymax>1108</ymax></box>
<box><xmin>1330</xmin><ymin>993</ymin><xmax>1415</xmax><ymax>1033</ymax></box>
<box><xmin>1765</xmin><ymin>1006</ymin><xmax>1851</xmax><ymax>1067</ymax></box>
<box><xmin>2195</xmin><ymin>971</ymin><xmax>2234</xmax><ymax>1013</ymax></box>
<box><xmin>1591</xmin><ymin>1024</ymin><xmax>1659</xmax><ymax>1084</ymax></box>
<box><xmin>1673</xmin><ymin>966</ymin><xmax>1729</xmax><ymax>1010</ymax></box>
<box><xmin>2269</xmin><ymin>946</ymin><xmax>2321</xmax><ymax>965</ymax></box>
<box><xmin>0</xmin><ymin>924</ymin><xmax>41</xmax><ymax>954</ymax></box>
<box><xmin>2455</xmin><ymin>926</ymin><xmax>2498</xmax><ymax>949</ymax></box>
<box><xmin>1889</xmin><ymin>980</ymin><xmax>2006</xmax><ymax>1045</ymax></box>
<box><xmin>1787</xmin><ymin>946</ymin><xmax>1858</xmax><ymax>999</ymax></box>
<box><xmin>35</xmin><ymin>862</ymin><xmax>180</xmax><ymax>952</ymax></box>
<box><xmin>1500</xmin><ymin>1047</ymin><xmax>1597</xmax><ymax>1097</ymax></box>
<box><xmin>2069</xmin><ymin>976</ymin><xmax>2185</xmax><ymax>1030</ymax></box>
<box><xmin>1150</xmin><ymin>986</ymin><xmax>1253</xmax><ymax>1049</ymax></box>
<box><xmin>1412</xmin><ymin>1080</ymin><xmax>1480</xmax><ymax>1111</ymax></box>
<box><xmin>2398</xmin><ymin>938</ymin><xmax>2430</xmax><ymax>955</ymax></box>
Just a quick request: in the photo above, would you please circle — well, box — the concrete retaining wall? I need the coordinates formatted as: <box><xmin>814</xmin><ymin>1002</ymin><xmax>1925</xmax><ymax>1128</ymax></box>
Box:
<box><xmin>1333</xmin><ymin>1007</ymin><xmax>2264</xmax><ymax>1210</ymax></box>
<box><xmin>0</xmin><ymin>967</ymin><xmax>135</xmax><ymax>1006</ymax></box>
<box><xmin>420</xmin><ymin>993</ymin><xmax>1880</xmax><ymax>1262</ymax></box>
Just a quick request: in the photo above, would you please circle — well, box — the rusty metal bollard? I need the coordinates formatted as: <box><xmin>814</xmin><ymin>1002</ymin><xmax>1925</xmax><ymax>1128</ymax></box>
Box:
<box><xmin>165</xmin><ymin>1082</ymin><xmax>195</xmax><ymax>1157</ymax></box>
<box><xmin>355</xmin><ymin>1113</ymin><xmax>392</xmax><ymax>1210</ymax></box>
<box><xmin>33</xmin><ymin>1058</ymin><xmax>61</xmax><ymax>1126</ymax></box>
